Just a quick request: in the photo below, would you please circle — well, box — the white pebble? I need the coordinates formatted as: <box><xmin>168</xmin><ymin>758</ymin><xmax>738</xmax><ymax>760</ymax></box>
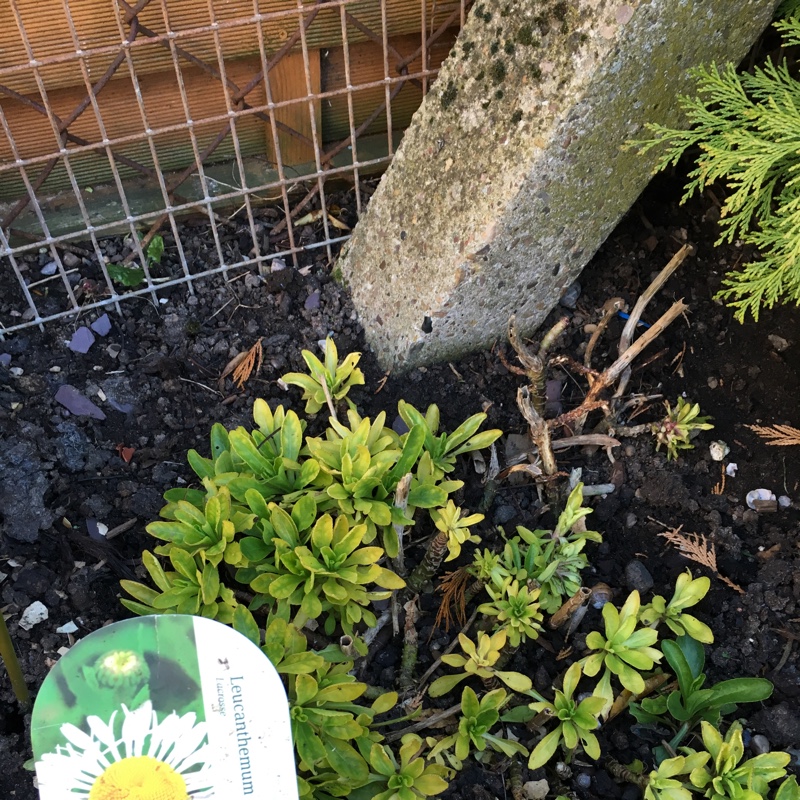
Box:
<box><xmin>778</xmin><ymin>495</ymin><xmax>792</xmax><ymax>508</ymax></box>
<box><xmin>9</xmin><ymin>367</ymin><xmax>23</xmax><ymax>377</ymax></box>
<box><xmin>523</xmin><ymin>780</ymin><xmax>550</xmax><ymax>800</ymax></box>
<box><xmin>726</xmin><ymin>462</ymin><xmax>738</xmax><ymax>477</ymax></box>
<box><xmin>709</xmin><ymin>441</ymin><xmax>729</xmax><ymax>461</ymax></box>
<box><xmin>56</xmin><ymin>620</ymin><xmax>78</xmax><ymax>634</ymax></box>
<box><xmin>746</xmin><ymin>488</ymin><xmax>776</xmax><ymax>510</ymax></box>
<box><xmin>19</xmin><ymin>601</ymin><xmax>49</xmax><ymax>630</ymax></box>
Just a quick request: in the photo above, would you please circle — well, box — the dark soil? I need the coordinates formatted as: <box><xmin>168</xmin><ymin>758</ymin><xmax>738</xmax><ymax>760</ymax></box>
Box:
<box><xmin>2</xmin><ymin>170</ymin><xmax>800</xmax><ymax>799</ymax></box>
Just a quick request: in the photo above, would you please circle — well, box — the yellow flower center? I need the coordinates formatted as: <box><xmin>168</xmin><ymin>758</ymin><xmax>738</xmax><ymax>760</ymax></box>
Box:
<box><xmin>88</xmin><ymin>756</ymin><xmax>188</xmax><ymax>800</ymax></box>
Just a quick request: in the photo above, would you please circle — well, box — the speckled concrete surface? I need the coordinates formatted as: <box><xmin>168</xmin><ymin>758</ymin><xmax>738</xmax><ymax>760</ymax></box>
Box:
<box><xmin>337</xmin><ymin>0</ymin><xmax>780</xmax><ymax>370</ymax></box>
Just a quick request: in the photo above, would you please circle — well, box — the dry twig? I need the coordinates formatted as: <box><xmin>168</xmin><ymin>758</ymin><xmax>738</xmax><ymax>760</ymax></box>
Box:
<box><xmin>659</xmin><ymin>526</ymin><xmax>744</xmax><ymax>594</ymax></box>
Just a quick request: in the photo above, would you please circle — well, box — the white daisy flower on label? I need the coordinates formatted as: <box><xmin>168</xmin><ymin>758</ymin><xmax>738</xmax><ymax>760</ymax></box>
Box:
<box><xmin>36</xmin><ymin>700</ymin><xmax>213</xmax><ymax>799</ymax></box>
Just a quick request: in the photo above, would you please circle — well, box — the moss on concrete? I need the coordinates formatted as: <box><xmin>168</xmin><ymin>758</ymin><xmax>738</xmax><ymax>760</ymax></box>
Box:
<box><xmin>337</xmin><ymin>0</ymin><xmax>781</xmax><ymax>370</ymax></box>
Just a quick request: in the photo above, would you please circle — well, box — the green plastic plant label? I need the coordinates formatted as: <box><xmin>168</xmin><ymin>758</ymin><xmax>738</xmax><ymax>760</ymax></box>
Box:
<box><xmin>31</xmin><ymin>614</ymin><xmax>298</xmax><ymax>799</ymax></box>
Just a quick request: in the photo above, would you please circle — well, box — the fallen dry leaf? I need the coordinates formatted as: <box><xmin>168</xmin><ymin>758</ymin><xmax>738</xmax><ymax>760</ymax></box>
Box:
<box><xmin>220</xmin><ymin>338</ymin><xmax>263</xmax><ymax>390</ymax></box>
<box><xmin>115</xmin><ymin>443</ymin><xmax>135</xmax><ymax>463</ymax></box>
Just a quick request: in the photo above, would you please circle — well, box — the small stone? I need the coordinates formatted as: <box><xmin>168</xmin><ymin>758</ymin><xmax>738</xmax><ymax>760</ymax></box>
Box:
<box><xmin>726</xmin><ymin>463</ymin><xmax>738</xmax><ymax>477</ymax></box>
<box><xmin>522</xmin><ymin>779</ymin><xmax>549</xmax><ymax>800</ymax></box>
<box><xmin>575</xmin><ymin>773</ymin><xmax>592</xmax><ymax>790</ymax></box>
<box><xmin>90</xmin><ymin>313</ymin><xmax>112</xmax><ymax>336</ymax></box>
<box><xmin>0</xmin><ymin>353</ymin><xmax>11</xmax><ymax>368</ymax></box>
<box><xmin>707</xmin><ymin>376</ymin><xmax>719</xmax><ymax>389</ymax></box>
<box><xmin>10</xmin><ymin>366</ymin><xmax>23</xmax><ymax>376</ymax></box>
<box><xmin>746</xmin><ymin>488</ymin><xmax>776</xmax><ymax>510</ymax></box>
<box><xmin>55</xmin><ymin>385</ymin><xmax>106</xmax><ymax>420</ymax></box>
<box><xmin>625</xmin><ymin>513</ymin><xmax>637</xmax><ymax>528</ymax></box>
<box><xmin>709</xmin><ymin>441</ymin><xmax>729</xmax><ymax>461</ymax></box>
<box><xmin>40</xmin><ymin>261</ymin><xmax>58</xmax><ymax>276</ymax></box>
<box><xmin>625</xmin><ymin>559</ymin><xmax>654</xmax><ymax>592</ymax></box>
<box><xmin>778</xmin><ymin>495</ymin><xmax>792</xmax><ymax>508</ymax></box>
<box><xmin>56</xmin><ymin>620</ymin><xmax>78</xmax><ymax>634</ymax></box>
<box><xmin>751</xmin><ymin>734</ymin><xmax>770</xmax><ymax>755</ymax></box>
<box><xmin>62</xmin><ymin>251</ymin><xmax>80</xmax><ymax>268</ymax></box>
<box><xmin>392</xmin><ymin>415</ymin><xmax>410</xmax><ymax>435</ymax></box>
<box><xmin>493</xmin><ymin>504</ymin><xmax>517</xmax><ymax>525</ymax></box>
<box><xmin>559</xmin><ymin>280</ymin><xmax>581</xmax><ymax>309</ymax></box>
<box><xmin>304</xmin><ymin>290</ymin><xmax>321</xmax><ymax>310</ymax></box>
<box><xmin>18</xmin><ymin>600</ymin><xmax>48</xmax><ymax>630</ymax></box>
<box><xmin>768</xmin><ymin>334</ymin><xmax>789</xmax><ymax>352</ymax></box>
<box><xmin>68</xmin><ymin>327</ymin><xmax>96</xmax><ymax>353</ymax></box>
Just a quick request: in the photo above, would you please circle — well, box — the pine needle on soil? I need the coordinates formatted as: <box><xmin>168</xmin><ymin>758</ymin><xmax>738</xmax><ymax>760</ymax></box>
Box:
<box><xmin>659</xmin><ymin>525</ymin><xmax>744</xmax><ymax>594</ymax></box>
<box><xmin>747</xmin><ymin>423</ymin><xmax>800</xmax><ymax>446</ymax></box>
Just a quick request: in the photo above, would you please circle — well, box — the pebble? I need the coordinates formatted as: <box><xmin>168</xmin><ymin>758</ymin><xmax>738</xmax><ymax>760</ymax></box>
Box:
<box><xmin>493</xmin><ymin>504</ymin><xmax>517</xmax><ymax>525</ymax></box>
<box><xmin>746</xmin><ymin>488</ymin><xmax>776</xmax><ymax>510</ymax></box>
<box><xmin>90</xmin><ymin>313</ymin><xmax>112</xmax><ymax>336</ymax></box>
<box><xmin>522</xmin><ymin>779</ymin><xmax>549</xmax><ymax>800</ymax></box>
<box><xmin>575</xmin><ymin>773</ymin><xmax>592</xmax><ymax>790</ymax></box>
<box><xmin>68</xmin><ymin>326</ymin><xmax>96</xmax><ymax>354</ymax></box>
<box><xmin>709</xmin><ymin>440</ymin><xmax>729</xmax><ymax>461</ymax></box>
<box><xmin>10</xmin><ymin>366</ymin><xmax>24</xmax><ymax>376</ymax></box>
<box><xmin>62</xmin><ymin>251</ymin><xmax>80</xmax><ymax>268</ymax></box>
<box><xmin>56</xmin><ymin>620</ymin><xmax>78</xmax><ymax>634</ymax></box>
<box><xmin>625</xmin><ymin>559</ymin><xmax>654</xmax><ymax>592</ymax></box>
<box><xmin>751</xmin><ymin>734</ymin><xmax>771</xmax><ymax>755</ymax></box>
<box><xmin>707</xmin><ymin>376</ymin><xmax>719</xmax><ymax>389</ymax></box>
<box><xmin>559</xmin><ymin>280</ymin><xmax>581</xmax><ymax>309</ymax></box>
<box><xmin>40</xmin><ymin>261</ymin><xmax>58</xmax><ymax>276</ymax></box>
<box><xmin>304</xmin><ymin>290</ymin><xmax>321</xmax><ymax>310</ymax></box>
<box><xmin>778</xmin><ymin>496</ymin><xmax>792</xmax><ymax>508</ymax></box>
<box><xmin>18</xmin><ymin>600</ymin><xmax>49</xmax><ymax>630</ymax></box>
<box><xmin>768</xmin><ymin>334</ymin><xmax>789</xmax><ymax>352</ymax></box>
<box><xmin>625</xmin><ymin>513</ymin><xmax>637</xmax><ymax>528</ymax></box>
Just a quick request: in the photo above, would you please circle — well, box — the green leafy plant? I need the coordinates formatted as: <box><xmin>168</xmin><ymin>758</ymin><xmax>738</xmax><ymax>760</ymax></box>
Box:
<box><xmin>653</xmin><ymin>397</ymin><xmax>713</xmax><ymax>460</ymax></box>
<box><xmin>639</xmin><ymin>570</ymin><xmax>714</xmax><ymax>644</ymax></box>
<box><xmin>397</xmin><ymin>400</ymin><xmax>502</xmax><ymax>480</ymax></box>
<box><xmin>406</xmin><ymin>501</ymin><xmax>484</xmax><ymax>593</ymax></box>
<box><xmin>482</xmin><ymin>483</ymin><xmax>601</xmax><ymax>614</ymax></box>
<box><xmin>688</xmin><ymin>721</ymin><xmax>789</xmax><ymax>800</ymax></box>
<box><xmin>264</xmin><ymin>512</ymin><xmax>406</xmax><ymax>636</ymax></box>
<box><xmin>146</xmin><ymin>233</ymin><xmax>164</xmax><ymax>266</ymax></box>
<box><xmin>634</xmin><ymin>10</ymin><xmax>800</xmax><ymax>322</ymax></box>
<box><xmin>525</xmin><ymin>662</ymin><xmax>606</xmax><ymax>769</ymax></box>
<box><xmin>361</xmin><ymin>735</ymin><xmax>450</xmax><ymax>800</ymax></box>
<box><xmin>580</xmin><ymin>590</ymin><xmax>663</xmax><ymax>695</ymax></box>
<box><xmin>631</xmin><ymin>635</ymin><xmax>774</xmax><ymax>755</ymax></box>
<box><xmin>307</xmin><ymin>409</ymin><xmax>437</xmax><ymax>557</ymax></box>
<box><xmin>428</xmin><ymin>630</ymin><xmax>533</xmax><ymax>697</ymax></box>
<box><xmin>289</xmin><ymin>657</ymin><xmax>392</xmax><ymax>782</ymax></box>
<box><xmin>106</xmin><ymin>233</ymin><xmax>164</xmax><ymax>287</ymax></box>
<box><xmin>478</xmin><ymin>579</ymin><xmax>544</xmax><ymax>648</ymax></box>
<box><xmin>121</xmin><ymin>547</ymin><xmax>240</xmax><ymax>622</ymax></box>
<box><xmin>428</xmin><ymin>686</ymin><xmax>527</xmax><ymax>769</ymax></box>
<box><xmin>644</xmin><ymin>751</ymin><xmax>712</xmax><ymax>800</ymax></box>
<box><xmin>282</xmin><ymin>337</ymin><xmax>365</xmax><ymax>415</ymax></box>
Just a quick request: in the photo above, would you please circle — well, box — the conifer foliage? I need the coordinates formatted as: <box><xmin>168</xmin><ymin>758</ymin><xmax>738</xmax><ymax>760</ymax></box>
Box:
<box><xmin>636</xmin><ymin>4</ymin><xmax>800</xmax><ymax>321</ymax></box>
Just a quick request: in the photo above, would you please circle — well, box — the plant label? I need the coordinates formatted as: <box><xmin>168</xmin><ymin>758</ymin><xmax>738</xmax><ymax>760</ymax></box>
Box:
<box><xmin>32</xmin><ymin>614</ymin><xmax>298</xmax><ymax>799</ymax></box>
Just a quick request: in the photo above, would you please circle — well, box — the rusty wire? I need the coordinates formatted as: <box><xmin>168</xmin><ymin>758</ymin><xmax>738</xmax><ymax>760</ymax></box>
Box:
<box><xmin>0</xmin><ymin>0</ymin><xmax>469</xmax><ymax>334</ymax></box>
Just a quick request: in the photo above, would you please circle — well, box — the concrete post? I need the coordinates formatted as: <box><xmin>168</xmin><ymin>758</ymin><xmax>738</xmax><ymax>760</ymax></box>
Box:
<box><xmin>336</xmin><ymin>0</ymin><xmax>779</xmax><ymax>369</ymax></box>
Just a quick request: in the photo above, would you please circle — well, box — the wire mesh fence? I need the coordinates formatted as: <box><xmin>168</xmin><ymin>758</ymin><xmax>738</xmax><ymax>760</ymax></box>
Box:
<box><xmin>0</xmin><ymin>0</ymin><xmax>469</xmax><ymax>334</ymax></box>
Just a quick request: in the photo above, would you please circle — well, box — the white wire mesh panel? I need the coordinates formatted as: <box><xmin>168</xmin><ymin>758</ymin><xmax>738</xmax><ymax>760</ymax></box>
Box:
<box><xmin>0</xmin><ymin>0</ymin><xmax>469</xmax><ymax>333</ymax></box>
